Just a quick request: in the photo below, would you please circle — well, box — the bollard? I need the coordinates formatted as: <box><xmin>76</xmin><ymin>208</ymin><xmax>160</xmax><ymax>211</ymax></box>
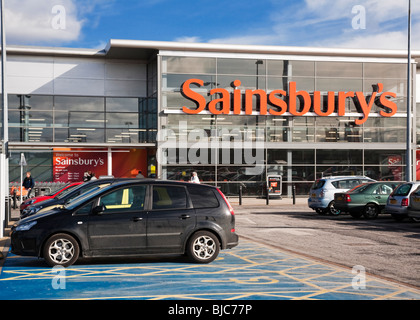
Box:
<box><xmin>266</xmin><ymin>187</ymin><xmax>269</xmax><ymax>205</ymax></box>
<box><xmin>292</xmin><ymin>184</ymin><xmax>296</xmax><ymax>205</ymax></box>
<box><xmin>239</xmin><ymin>185</ymin><xmax>242</xmax><ymax>206</ymax></box>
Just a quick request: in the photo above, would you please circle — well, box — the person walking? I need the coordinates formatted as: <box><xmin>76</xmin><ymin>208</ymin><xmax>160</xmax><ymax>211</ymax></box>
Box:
<box><xmin>23</xmin><ymin>171</ymin><xmax>35</xmax><ymax>198</ymax></box>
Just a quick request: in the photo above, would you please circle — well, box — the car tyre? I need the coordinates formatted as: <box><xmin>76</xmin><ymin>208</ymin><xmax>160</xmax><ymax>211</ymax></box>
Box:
<box><xmin>43</xmin><ymin>233</ymin><xmax>80</xmax><ymax>267</ymax></box>
<box><xmin>363</xmin><ymin>204</ymin><xmax>379</xmax><ymax>219</ymax></box>
<box><xmin>327</xmin><ymin>201</ymin><xmax>340</xmax><ymax>215</ymax></box>
<box><xmin>186</xmin><ymin>231</ymin><xmax>220</xmax><ymax>264</ymax></box>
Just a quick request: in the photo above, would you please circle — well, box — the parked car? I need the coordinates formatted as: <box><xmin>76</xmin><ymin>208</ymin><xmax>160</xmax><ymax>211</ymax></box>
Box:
<box><xmin>308</xmin><ymin>176</ymin><xmax>375</xmax><ymax>215</ymax></box>
<box><xmin>11</xmin><ymin>180</ymin><xmax>239</xmax><ymax>267</ymax></box>
<box><xmin>19</xmin><ymin>182</ymin><xmax>83</xmax><ymax>212</ymax></box>
<box><xmin>334</xmin><ymin>181</ymin><xmax>399</xmax><ymax>219</ymax></box>
<box><xmin>20</xmin><ymin>178</ymin><xmax>133</xmax><ymax>219</ymax></box>
<box><xmin>407</xmin><ymin>186</ymin><xmax>420</xmax><ymax>222</ymax></box>
<box><xmin>385</xmin><ymin>182</ymin><xmax>420</xmax><ymax>221</ymax></box>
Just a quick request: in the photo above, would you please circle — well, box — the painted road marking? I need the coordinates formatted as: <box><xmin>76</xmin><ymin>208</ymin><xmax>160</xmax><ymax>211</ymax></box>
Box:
<box><xmin>0</xmin><ymin>240</ymin><xmax>419</xmax><ymax>300</ymax></box>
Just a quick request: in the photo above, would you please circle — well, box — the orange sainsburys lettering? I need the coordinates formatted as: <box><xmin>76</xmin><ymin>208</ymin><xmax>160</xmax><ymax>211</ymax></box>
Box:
<box><xmin>181</xmin><ymin>79</ymin><xmax>397</xmax><ymax>125</ymax></box>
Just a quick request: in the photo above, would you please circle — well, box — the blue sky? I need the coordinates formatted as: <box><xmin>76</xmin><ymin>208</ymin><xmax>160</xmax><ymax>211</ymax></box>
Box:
<box><xmin>3</xmin><ymin>0</ymin><xmax>420</xmax><ymax>50</ymax></box>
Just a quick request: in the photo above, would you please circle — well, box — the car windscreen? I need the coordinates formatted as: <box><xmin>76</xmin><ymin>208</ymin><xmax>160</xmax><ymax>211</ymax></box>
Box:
<box><xmin>63</xmin><ymin>184</ymin><xmax>113</xmax><ymax>210</ymax></box>
<box><xmin>53</xmin><ymin>183</ymin><xmax>80</xmax><ymax>197</ymax></box>
<box><xmin>350</xmin><ymin>183</ymin><xmax>370</xmax><ymax>193</ymax></box>
<box><xmin>55</xmin><ymin>184</ymin><xmax>84</xmax><ymax>199</ymax></box>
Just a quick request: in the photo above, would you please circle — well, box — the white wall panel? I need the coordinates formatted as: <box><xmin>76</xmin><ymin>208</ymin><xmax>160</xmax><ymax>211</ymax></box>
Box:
<box><xmin>54</xmin><ymin>78</ymin><xmax>105</xmax><ymax>96</ymax></box>
<box><xmin>105</xmin><ymin>61</ymin><xmax>146</xmax><ymax>80</ymax></box>
<box><xmin>105</xmin><ymin>79</ymin><xmax>146</xmax><ymax>97</ymax></box>
<box><xmin>1</xmin><ymin>55</ymin><xmax>148</xmax><ymax>97</ymax></box>
<box><xmin>7</xmin><ymin>75</ymin><xmax>54</xmax><ymax>95</ymax></box>
<box><xmin>54</xmin><ymin>57</ymin><xmax>105</xmax><ymax>79</ymax></box>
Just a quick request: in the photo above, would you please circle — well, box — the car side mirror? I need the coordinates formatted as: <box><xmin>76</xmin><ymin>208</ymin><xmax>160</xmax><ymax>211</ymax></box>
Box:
<box><xmin>92</xmin><ymin>204</ymin><xmax>105</xmax><ymax>215</ymax></box>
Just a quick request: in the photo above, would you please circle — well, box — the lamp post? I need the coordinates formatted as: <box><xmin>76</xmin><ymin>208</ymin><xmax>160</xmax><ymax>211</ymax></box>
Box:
<box><xmin>406</xmin><ymin>0</ymin><xmax>412</xmax><ymax>182</ymax></box>
<box><xmin>0</xmin><ymin>0</ymin><xmax>8</xmax><ymax>238</ymax></box>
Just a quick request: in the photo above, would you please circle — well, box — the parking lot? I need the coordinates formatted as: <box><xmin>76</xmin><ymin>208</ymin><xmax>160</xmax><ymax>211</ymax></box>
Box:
<box><xmin>1</xmin><ymin>198</ymin><xmax>420</xmax><ymax>301</ymax></box>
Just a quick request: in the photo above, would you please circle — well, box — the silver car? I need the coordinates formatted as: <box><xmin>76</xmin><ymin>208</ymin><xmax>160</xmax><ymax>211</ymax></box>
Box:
<box><xmin>407</xmin><ymin>186</ymin><xmax>420</xmax><ymax>222</ymax></box>
<box><xmin>308</xmin><ymin>175</ymin><xmax>375</xmax><ymax>215</ymax></box>
<box><xmin>385</xmin><ymin>182</ymin><xmax>420</xmax><ymax>221</ymax></box>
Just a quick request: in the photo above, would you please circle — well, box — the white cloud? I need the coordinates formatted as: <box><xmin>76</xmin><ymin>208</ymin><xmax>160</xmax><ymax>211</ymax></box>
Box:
<box><xmin>4</xmin><ymin>0</ymin><xmax>82</xmax><ymax>45</ymax></box>
<box><xmin>196</xmin><ymin>0</ymin><xmax>420</xmax><ymax>50</ymax></box>
<box><xmin>3</xmin><ymin>0</ymin><xmax>115</xmax><ymax>46</ymax></box>
<box><xmin>174</xmin><ymin>36</ymin><xmax>202</xmax><ymax>43</ymax></box>
<box><xmin>208</xmin><ymin>34</ymin><xmax>284</xmax><ymax>46</ymax></box>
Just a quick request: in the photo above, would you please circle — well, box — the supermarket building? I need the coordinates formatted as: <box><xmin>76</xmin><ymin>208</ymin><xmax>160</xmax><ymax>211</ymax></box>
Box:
<box><xmin>1</xmin><ymin>39</ymin><xmax>419</xmax><ymax>197</ymax></box>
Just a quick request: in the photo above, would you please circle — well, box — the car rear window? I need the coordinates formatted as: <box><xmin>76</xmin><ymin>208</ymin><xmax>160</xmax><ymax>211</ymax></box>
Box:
<box><xmin>331</xmin><ymin>179</ymin><xmax>359</xmax><ymax>189</ymax></box>
<box><xmin>393</xmin><ymin>184</ymin><xmax>412</xmax><ymax>196</ymax></box>
<box><xmin>311</xmin><ymin>180</ymin><xmax>325</xmax><ymax>190</ymax></box>
<box><xmin>187</xmin><ymin>186</ymin><xmax>219</xmax><ymax>209</ymax></box>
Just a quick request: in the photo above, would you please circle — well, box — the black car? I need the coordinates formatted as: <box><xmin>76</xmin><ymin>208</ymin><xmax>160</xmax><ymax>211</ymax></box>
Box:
<box><xmin>11</xmin><ymin>180</ymin><xmax>239</xmax><ymax>267</ymax></box>
<box><xmin>20</xmin><ymin>178</ymin><xmax>134</xmax><ymax>219</ymax></box>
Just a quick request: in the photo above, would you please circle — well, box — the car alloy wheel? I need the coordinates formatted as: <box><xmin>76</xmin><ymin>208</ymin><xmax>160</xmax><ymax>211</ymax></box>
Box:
<box><xmin>363</xmin><ymin>204</ymin><xmax>379</xmax><ymax>219</ymax></box>
<box><xmin>187</xmin><ymin>231</ymin><xmax>220</xmax><ymax>263</ymax></box>
<box><xmin>328</xmin><ymin>201</ymin><xmax>341</xmax><ymax>215</ymax></box>
<box><xmin>43</xmin><ymin>233</ymin><xmax>80</xmax><ymax>267</ymax></box>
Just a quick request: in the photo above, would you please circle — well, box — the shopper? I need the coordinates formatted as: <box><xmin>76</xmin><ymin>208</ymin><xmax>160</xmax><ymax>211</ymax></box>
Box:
<box><xmin>190</xmin><ymin>172</ymin><xmax>200</xmax><ymax>184</ymax></box>
<box><xmin>83</xmin><ymin>171</ymin><xmax>91</xmax><ymax>182</ymax></box>
<box><xmin>23</xmin><ymin>171</ymin><xmax>35</xmax><ymax>198</ymax></box>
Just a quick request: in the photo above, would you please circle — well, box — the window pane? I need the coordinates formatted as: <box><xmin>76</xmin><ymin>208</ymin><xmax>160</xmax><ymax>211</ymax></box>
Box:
<box><xmin>9</xmin><ymin>95</ymin><xmax>53</xmax><ymax>111</ymax></box>
<box><xmin>164</xmin><ymin>56</ymin><xmax>216</xmax><ymax>74</ymax></box>
<box><xmin>316</xmin><ymin>78</ymin><xmax>362</xmax><ymax>92</ymax></box>
<box><xmin>55</xmin><ymin>96</ymin><xmax>104</xmax><ymax>112</ymax></box>
<box><xmin>152</xmin><ymin>186</ymin><xmax>187</xmax><ymax>210</ymax></box>
<box><xmin>187</xmin><ymin>185</ymin><xmax>219</xmax><ymax>208</ymax></box>
<box><xmin>316</xmin><ymin>62</ymin><xmax>362</xmax><ymax>78</ymax></box>
<box><xmin>364</xmin><ymin>63</ymin><xmax>406</xmax><ymax>79</ymax></box>
<box><xmin>267</xmin><ymin>60</ymin><xmax>315</xmax><ymax>77</ymax></box>
<box><xmin>106</xmin><ymin>98</ymin><xmax>139</xmax><ymax>112</ymax></box>
<box><xmin>316</xmin><ymin>149</ymin><xmax>362</xmax><ymax>164</ymax></box>
<box><xmin>218</xmin><ymin>59</ymin><xmax>266</xmax><ymax>75</ymax></box>
<box><xmin>100</xmin><ymin>186</ymin><xmax>146</xmax><ymax>212</ymax></box>
<box><xmin>364</xmin><ymin>150</ymin><xmax>405</xmax><ymax>165</ymax></box>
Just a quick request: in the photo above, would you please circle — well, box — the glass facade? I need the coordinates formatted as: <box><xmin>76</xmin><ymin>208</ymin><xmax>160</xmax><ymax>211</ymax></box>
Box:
<box><xmin>159</xmin><ymin>55</ymin><xmax>413</xmax><ymax>196</ymax></box>
<box><xmin>7</xmin><ymin>95</ymin><xmax>157</xmax><ymax>144</ymax></box>
<box><xmin>0</xmin><ymin>48</ymin><xmax>417</xmax><ymax>197</ymax></box>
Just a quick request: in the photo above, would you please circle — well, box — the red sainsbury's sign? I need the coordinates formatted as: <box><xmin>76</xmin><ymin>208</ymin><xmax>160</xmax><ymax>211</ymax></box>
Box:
<box><xmin>181</xmin><ymin>79</ymin><xmax>397</xmax><ymax>125</ymax></box>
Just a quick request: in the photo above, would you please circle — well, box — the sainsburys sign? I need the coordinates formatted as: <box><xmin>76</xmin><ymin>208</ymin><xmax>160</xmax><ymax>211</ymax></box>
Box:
<box><xmin>181</xmin><ymin>79</ymin><xmax>398</xmax><ymax>125</ymax></box>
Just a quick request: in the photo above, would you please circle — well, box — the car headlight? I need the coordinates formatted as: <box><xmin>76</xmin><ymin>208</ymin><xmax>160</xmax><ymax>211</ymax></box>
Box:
<box><xmin>16</xmin><ymin>221</ymin><xmax>37</xmax><ymax>231</ymax></box>
<box><xmin>30</xmin><ymin>206</ymin><xmax>41</xmax><ymax>214</ymax></box>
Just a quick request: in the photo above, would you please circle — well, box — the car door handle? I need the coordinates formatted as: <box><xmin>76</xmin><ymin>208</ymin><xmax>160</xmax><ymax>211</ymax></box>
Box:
<box><xmin>179</xmin><ymin>214</ymin><xmax>191</xmax><ymax>220</ymax></box>
<box><xmin>132</xmin><ymin>217</ymin><xmax>143</xmax><ymax>222</ymax></box>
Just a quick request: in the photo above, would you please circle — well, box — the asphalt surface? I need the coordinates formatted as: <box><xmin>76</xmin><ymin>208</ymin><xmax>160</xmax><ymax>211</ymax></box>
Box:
<box><xmin>232</xmin><ymin>197</ymin><xmax>420</xmax><ymax>290</ymax></box>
